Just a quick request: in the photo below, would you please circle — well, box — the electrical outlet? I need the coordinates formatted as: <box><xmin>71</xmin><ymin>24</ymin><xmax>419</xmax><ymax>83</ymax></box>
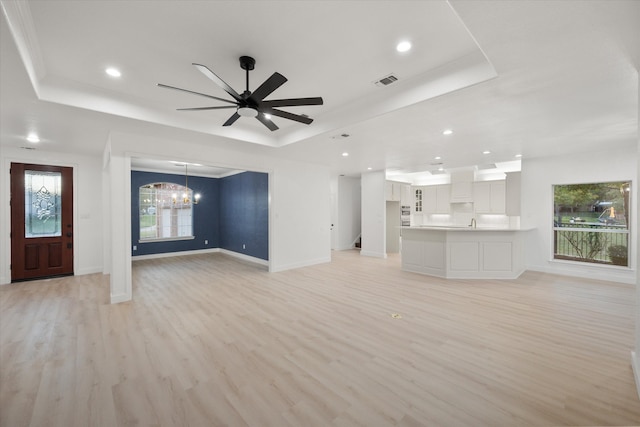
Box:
<box><xmin>133</xmin><ymin>245</ymin><xmax>137</xmax><ymax>251</ymax></box>
<box><xmin>243</xmin><ymin>244</ymin><xmax>246</xmax><ymax>249</ymax></box>
<box><xmin>204</xmin><ymin>240</ymin><xmax>208</xmax><ymax>245</ymax></box>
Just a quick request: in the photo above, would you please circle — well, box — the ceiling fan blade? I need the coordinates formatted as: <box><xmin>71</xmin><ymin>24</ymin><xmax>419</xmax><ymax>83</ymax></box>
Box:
<box><xmin>266</xmin><ymin>108</ymin><xmax>314</xmax><ymax>125</ymax></box>
<box><xmin>223</xmin><ymin>112</ymin><xmax>241</xmax><ymax>126</ymax></box>
<box><xmin>261</xmin><ymin>97</ymin><xmax>324</xmax><ymax>108</ymax></box>
<box><xmin>193</xmin><ymin>63</ymin><xmax>242</xmax><ymax>101</ymax></box>
<box><xmin>249</xmin><ymin>72</ymin><xmax>287</xmax><ymax>102</ymax></box>
<box><xmin>177</xmin><ymin>106</ymin><xmax>238</xmax><ymax>111</ymax></box>
<box><xmin>157</xmin><ymin>83</ymin><xmax>238</xmax><ymax>105</ymax></box>
<box><xmin>256</xmin><ymin>113</ymin><xmax>279</xmax><ymax>131</ymax></box>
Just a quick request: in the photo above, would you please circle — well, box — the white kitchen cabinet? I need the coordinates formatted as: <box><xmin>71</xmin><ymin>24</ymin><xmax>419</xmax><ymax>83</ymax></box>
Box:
<box><xmin>400</xmin><ymin>184</ymin><xmax>411</xmax><ymax>206</ymax></box>
<box><xmin>474</xmin><ymin>181</ymin><xmax>505</xmax><ymax>214</ymax></box>
<box><xmin>473</xmin><ymin>182</ymin><xmax>491</xmax><ymax>212</ymax></box>
<box><xmin>386</xmin><ymin>181</ymin><xmax>410</xmax><ymax>202</ymax></box>
<box><xmin>505</xmin><ymin>172</ymin><xmax>521</xmax><ymax>216</ymax></box>
<box><xmin>401</xmin><ymin>227</ymin><xmax>531</xmax><ymax>279</ymax></box>
<box><xmin>450</xmin><ymin>170</ymin><xmax>474</xmax><ymax>203</ymax></box>
<box><xmin>490</xmin><ymin>181</ymin><xmax>506</xmax><ymax>213</ymax></box>
<box><xmin>385</xmin><ymin>181</ymin><xmax>393</xmax><ymax>201</ymax></box>
<box><xmin>413</xmin><ymin>186</ymin><xmax>424</xmax><ymax>213</ymax></box>
<box><xmin>436</xmin><ymin>185</ymin><xmax>451</xmax><ymax>213</ymax></box>
<box><xmin>420</xmin><ymin>185</ymin><xmax>450</xmax><ymax>214</ymax></box>
<box><xmin>422</xmin><ymin>186</ymin><xmax>437</xmax><ymax>213</ymax></box>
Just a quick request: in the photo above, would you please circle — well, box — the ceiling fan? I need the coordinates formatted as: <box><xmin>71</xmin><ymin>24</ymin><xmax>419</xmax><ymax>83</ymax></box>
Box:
<box><xmin>158</xmin><ymin>56</ymin><xmax>323</xmax><ymax>131</ymax></box>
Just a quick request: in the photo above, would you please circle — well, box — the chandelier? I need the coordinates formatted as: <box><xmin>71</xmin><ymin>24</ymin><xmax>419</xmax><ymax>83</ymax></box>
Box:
<box><xmin>172</xmin><ymin>163</ymin><xmax>200</xmax><ymax>205</ymax></box>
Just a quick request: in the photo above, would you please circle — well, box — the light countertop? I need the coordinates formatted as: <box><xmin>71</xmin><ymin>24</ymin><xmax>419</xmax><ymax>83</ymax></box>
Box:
<box><xmin>402</xmin><ymin>226</ymin><xmax>534</xmax><ymax>232</ymax></box>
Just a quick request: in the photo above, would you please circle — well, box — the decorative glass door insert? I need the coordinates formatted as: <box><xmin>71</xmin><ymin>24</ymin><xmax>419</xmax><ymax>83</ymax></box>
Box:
<box><xmin>24</xmin><ymin>170</ymin><xmax>62</xmax><ymax>238</ymax></box>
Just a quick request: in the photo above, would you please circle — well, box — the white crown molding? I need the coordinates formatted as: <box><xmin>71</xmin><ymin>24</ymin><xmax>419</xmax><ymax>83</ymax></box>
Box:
<box><xmin>1</xmin><ymin>0</ymin><xmax>46</xmax><ymax>94</ymax></box>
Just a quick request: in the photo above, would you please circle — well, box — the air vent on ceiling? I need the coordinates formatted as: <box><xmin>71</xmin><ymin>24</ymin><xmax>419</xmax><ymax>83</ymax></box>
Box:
<box><xmin>374</xmin><ymin>74</ymin><xmax>398</xmax><ymax>87</ymax></box>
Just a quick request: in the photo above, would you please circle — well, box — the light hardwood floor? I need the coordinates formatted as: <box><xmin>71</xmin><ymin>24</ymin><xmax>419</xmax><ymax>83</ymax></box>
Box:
<box><xmin>1</xmin><ymin>250</ymin><xmax>640</xmax><ymax>426</ymax></box>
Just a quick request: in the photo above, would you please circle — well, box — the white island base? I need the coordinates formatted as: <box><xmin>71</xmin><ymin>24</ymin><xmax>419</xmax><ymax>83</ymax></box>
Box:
<box><xmin>401</xmin><ymin>227</ymin><xmax>532</xmax><ymax>280</ymax></box>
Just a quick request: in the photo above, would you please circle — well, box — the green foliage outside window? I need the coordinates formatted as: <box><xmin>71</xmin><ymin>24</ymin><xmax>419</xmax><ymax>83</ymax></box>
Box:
<box><xmin>553</xmin><ymin>181</ymin><xmax>630</xmax><ymax>266</ymax></box>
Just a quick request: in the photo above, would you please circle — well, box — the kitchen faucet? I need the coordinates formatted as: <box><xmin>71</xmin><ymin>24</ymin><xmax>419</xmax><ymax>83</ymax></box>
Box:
<box><xmin>469</xmin><ymin>218</ymin><xmax>477</xmax><ymax>228</ymax></box>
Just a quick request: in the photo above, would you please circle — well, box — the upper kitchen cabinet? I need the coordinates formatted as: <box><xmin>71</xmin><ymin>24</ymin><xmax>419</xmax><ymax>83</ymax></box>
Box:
<box><xmin>420</xmin><ymin>185</ymin><xmax>451</xmax><ymax>214</ymax></box>
<box><xmin>436</xmin><ymin>185</ymin><xmax>451</xmax><ymax>213</ymax></box>
<box><xmin>385</xmin><ymin>181</ymin><xmax>410</xmax><ymax>204</ymax></box>
<box><xmin>505</xmin><ymin>172</ymin><xmax>521</xmax><ymax>216</ymax></box>
<box><xmin>449</xmin><ymin>170</ymin><xmax>474</xmax><ymax>203</ymax></box>
<box><xmin>400</xmin><ymin>184</ymin><xmax>411</xmax><ymax>206</ymax></box>
<box><xmin>474</xmin><ymin>180</ymin><xmax>506</xmax><ymax>214</ymax></box>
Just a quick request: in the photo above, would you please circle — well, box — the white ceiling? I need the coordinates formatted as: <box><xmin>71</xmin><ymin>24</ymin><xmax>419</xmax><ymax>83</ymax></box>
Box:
<box><xmin>1</xmin><ymin>1</ymin><xmax>638</xmax><ymax>181</ymax></box>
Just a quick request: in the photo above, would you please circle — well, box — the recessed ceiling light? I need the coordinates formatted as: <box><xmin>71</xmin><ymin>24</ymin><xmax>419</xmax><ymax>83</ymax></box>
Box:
<box><xmin>438</xmin><ymin>167</ymin><xmax>444</xmax><ymax>171</ymax></box>
<box><xmin>396</xmin><ymin>41</ymin><xmax>412</xmax><ymax>53</ymax></box>
<box><xmin>105</xmin><ymin>67</ymin><xmax>121</xmax><ymax>78</ymax></box>
<box><xmin>26</xmin><ymin>133</ymin><xmax>40</xmax><ymax>143</ymax></box>
<box><xmin>442</xmin><ymin>129</ymin><xmax>453</xmax><ymax>135</ymax></box>
<box><xmin>434</xmin><ymin>156</ymin><xmax>441</xmax><ymax>160</ymax></box>
<box><xmin>483</xmin><ymin>150</ymin><xmax>491</xmax><ymax>155</ymax></box>
<box><xmin>367</xmin><ymin>167</ymin><xmax>372</xmax><ymax>170</ymax></box>
<box><xmin>342</xmin><ymin>152</ymin><xmax>349</xmax><ymax>157</ymax></box>
<box><xmin>515</xmin><ymin>154</ymin><xmax>523</xmax><ymax>158</ymax></box>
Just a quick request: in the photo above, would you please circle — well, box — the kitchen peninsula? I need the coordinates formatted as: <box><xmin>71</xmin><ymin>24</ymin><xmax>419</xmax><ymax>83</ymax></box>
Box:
<box><xmin>401</xmin><ymin>226</ymin><xmax>533</xmax><ymax>279</ymax></box>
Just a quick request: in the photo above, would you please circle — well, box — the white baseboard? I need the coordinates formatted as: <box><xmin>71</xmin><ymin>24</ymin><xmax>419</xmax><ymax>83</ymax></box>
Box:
<box><xmin>76</xmin><ymin>266</ymin><xmax>103</xmax><ymax>276</ymax></box>
<box><xmin>526</xmin><ymin>262</ymin><xmax>635</xmax><ymax>284</ymax></box>
<box><xmin>270</xmin><ymin>256</ymin><xmax>331</xmax><ymax>272</ymax></box>
<box><xmin>132</xmin><ymin>248</ymin><xmax>220</xmax><ymax>261</ymax></box>
<box><xmin>0</xmin><ymin>275</ymin><xmax>9</xmax><ymax>285</ymax></box>
<box><xmin>132</xmin><ymin>247</ymin><xmax>269</xmax><ymax>268</ymax></box>
<box><xmin>632</xmin><ymin>351</ymin><xmax>640</xmax><ymax>401</ymax></box>
<box><xmin>218</xmin><ymin>249</ymin><xmax>269</xmax><ymax>267</ymax></box>
<box><xmin>110</xmin><ymin>293</ymin><xmax>130</xmax><ymax>304</ymax></box>
<box><xmin>360</xmin><ymin>250</ymin><xmax>387</xmax><ymax>259</ymax></box>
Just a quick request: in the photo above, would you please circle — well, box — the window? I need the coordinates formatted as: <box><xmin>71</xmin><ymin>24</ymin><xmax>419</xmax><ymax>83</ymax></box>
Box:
<box><xmin>553</xmin><ymin>181</ymin><xmax>630</xmax><ymax>266</ymax></box>
<box><xmin>139</xmin><ymin>182</ymin><xmax>194</xmax><ymax>241</ymax></box>
<box><xmin>415</xmin><ymin>189</ymin><xmax>423</xmax><ymax>212</ymax></box>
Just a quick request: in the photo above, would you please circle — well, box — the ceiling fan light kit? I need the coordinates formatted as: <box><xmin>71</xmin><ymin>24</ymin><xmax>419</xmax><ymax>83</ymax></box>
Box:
<box><xmin>237</xmin><ymin>107</ymin><xmax>258</xmax><ymax>117</ymax></box>
<box><xmin>159</xmin><ymin>56</ymin><xmax>323</xmax><ymax>131</ymax></box>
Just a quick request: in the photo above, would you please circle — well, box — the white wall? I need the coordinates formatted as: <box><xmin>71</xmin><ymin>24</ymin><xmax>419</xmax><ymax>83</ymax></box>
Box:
<box><xmin>105</xmin><ymin>131</ymin><xmax>331</xmax><ymax>302</ymax></box>
<box><xmin>360</xmin><ymin>170</ymin><xmax>386</xmax><ymax>258</ymax></box>
<box><xmin>0</xmin><ymin>146</ymin><xmax>103</xmax><ymax>285</ymax></box>
<box><xmin>335</xmin><ymin>176</ymin><xmax>361</xmax><ymax>251</ymax></box>
<box><xmin>521</xmin><ymin>146</ymin><xmax>637</xmax><ymax>284</ymax></box>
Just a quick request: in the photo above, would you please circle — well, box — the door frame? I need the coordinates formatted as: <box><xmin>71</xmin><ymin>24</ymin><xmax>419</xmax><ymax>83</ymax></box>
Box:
<box><xmin>1</xmin><ymin>157</ymin><xmax>78</xmax><ymax>285</ymax></box>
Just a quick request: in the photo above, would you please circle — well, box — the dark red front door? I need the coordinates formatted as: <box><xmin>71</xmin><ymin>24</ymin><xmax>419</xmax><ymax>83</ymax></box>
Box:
<box><xmin>10</xmin><ymin>163</ymin><xmax>74</xmax><ymax>281</ymax></box>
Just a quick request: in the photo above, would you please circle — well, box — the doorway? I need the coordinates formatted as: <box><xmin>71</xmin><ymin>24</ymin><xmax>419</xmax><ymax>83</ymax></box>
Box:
<box><xmin>10</xmin><ymin>163</ymin><xmax>74</xmax><ymax>281</ymax></box>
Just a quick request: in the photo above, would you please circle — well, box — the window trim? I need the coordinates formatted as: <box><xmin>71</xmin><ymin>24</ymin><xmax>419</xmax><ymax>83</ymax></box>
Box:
<box><xmin>138</xmin><ymin>236</ymin><xmax>195</xmax><ymax>244</ymax></box>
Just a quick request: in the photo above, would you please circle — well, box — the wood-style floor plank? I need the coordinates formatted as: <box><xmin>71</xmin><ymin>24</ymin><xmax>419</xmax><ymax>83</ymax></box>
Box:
<box><xmin>1</xmin><ymin>250</ymin><xmax>640</xmax><ymax>426</ymax></box>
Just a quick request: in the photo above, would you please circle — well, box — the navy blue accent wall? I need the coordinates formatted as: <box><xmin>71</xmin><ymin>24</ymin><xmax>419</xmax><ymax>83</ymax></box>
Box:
<box><xmin>131</xmin><ymin>171</ymin><xmax>220</xmax><ymax>256</ymax></box>
<box><xmin>219</xmin><ymin>172</ymin><xmax>269</xmax><ymax>260</ymax></box>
